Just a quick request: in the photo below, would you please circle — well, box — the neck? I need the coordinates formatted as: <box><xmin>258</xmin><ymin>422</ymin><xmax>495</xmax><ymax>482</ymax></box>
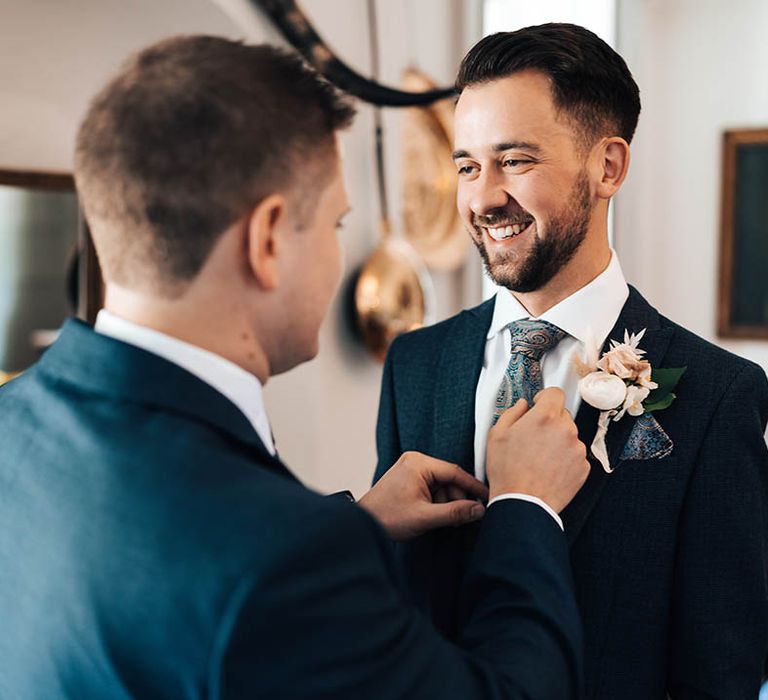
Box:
<box><xmin>511</xmin><ymin>234</ymin><xmax>611</xmax><ymax>317</ymax></box>
<box><xmin>103</xmin><ymin>283</ymin><xmax>271</xmax><ymax>384</ymax></box>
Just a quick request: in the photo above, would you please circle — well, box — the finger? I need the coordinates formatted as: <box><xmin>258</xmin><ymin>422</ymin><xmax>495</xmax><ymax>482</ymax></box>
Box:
<box><xmin>418</xmin><ymin>500</ymin><xmax>485</xmax><ymax>531</ymax></box>
<box><xmin>433</xmin><ymin>487</ymin><xmax>448</xmax><ymax>504</ymax></box>
<box><xmin>446</xmin><ymin>484</ymin><xmax>468</xmax><ymax>502</ymax></box>
<box><xmin>426</xmin><ymin>460</ymin><xmax>489</xmax><ymax>501</ymax></box>
<box><xmin>494</xmin><ymin>398</ymin><xmax>528</xmax><ymax>429</ymax></box>
<box><xmin>532</xmin><ymin>386</ymin><xmax>566</xmax><ymax>413</ymax></box>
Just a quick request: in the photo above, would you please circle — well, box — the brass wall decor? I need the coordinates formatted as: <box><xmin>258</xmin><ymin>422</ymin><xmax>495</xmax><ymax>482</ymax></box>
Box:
<box><xmin>718</xmin><ymin>128</ymin><xmax>768</xmax><ymax>339</ymax></box>
<box><xmin>353</xmin><ymin>224</ymin><xmax>430</xmax><ymax>362</ymax></box>
<box><xmin>351</xmin><ymin>0</ymin><xmax>433</xmax><ymax>362</ymax></box>
<box><xmin>0</xmin><ymin>371</ymin><xmax>19</xmax><ymax>386</ymax></box>
<box><xmin>401</xmin><ymin>68</ymin><xmax>468</xmax><ymax>271</ymax></box>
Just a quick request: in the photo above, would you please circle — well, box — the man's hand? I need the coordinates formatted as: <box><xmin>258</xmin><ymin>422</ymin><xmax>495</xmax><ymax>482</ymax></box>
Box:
<box><xmin>359</xmin><ymin>452</ymin><xmax>488</xmax><ymax>541</ymax></box>
<box><xmin>487</xmin><ymin>387</ymin><xmax>589</xmax><ymax>512</ymax></box>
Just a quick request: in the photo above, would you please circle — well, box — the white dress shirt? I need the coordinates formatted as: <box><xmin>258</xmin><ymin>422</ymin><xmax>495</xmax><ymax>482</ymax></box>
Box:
<box><xmin>94</xmin><ymin>310</ymin><xmax>275</xmax><ymax>455</ymax></box>
<box><xmin>476</xmin><ymin>251</ymin><xmax>630</xmax><ymax>491</ymax></box>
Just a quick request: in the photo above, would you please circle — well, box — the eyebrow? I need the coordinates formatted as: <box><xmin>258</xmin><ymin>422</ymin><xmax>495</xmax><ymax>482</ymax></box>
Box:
<box><xmin>452</xmin><ymin>141</ymin><xmax>543</xmax><ymax>160</ymax></box>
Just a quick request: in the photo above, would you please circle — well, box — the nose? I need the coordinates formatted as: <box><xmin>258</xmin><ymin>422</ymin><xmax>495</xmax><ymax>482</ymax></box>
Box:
<box><xmin>467</xmin><ymin>167</ymin><xmax>511</xmax><ymax>216</ymax></box>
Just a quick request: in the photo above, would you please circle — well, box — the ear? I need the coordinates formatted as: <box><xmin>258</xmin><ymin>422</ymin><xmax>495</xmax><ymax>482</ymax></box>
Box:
<box><xmin>245</xmin><ymin>193</ymin><xmax>287</xmax><ymax>291</ymax></box>
<box><xmin>594</xmin><ymin>137</ymin><xmax>631</xmax><ymax>200</ymax></box>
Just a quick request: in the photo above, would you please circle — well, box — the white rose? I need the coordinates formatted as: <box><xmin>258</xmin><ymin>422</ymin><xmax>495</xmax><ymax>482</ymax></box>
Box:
<box><xmin>578</xmin><ymin>371</ymin><xmax>627</xmax><ymax>411</ymax></box>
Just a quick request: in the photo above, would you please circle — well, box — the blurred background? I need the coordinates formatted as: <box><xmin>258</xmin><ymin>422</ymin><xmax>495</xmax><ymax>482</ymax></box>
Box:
<box><xmin>0</xmin><ymin>0</ymin><xmax>766</xmax><ymax>497</ymax></box>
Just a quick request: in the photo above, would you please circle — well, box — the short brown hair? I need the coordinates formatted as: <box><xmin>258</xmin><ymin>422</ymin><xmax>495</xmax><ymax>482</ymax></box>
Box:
<box><xmin>75</xmin><ymin>35</ymin><xmax>355</xmax><ymax>294</ymax></box>
<box><xmin>456</xmin><ymin>24</ymin><xmax>640</xmax><ymax>146</ymax></box>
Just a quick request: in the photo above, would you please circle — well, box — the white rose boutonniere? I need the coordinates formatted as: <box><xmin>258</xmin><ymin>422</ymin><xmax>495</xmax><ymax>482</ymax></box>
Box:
<box><xmin>574</xmin><ymin>329</ymin><xmax>686</xmax><ymax>473</ymax></box>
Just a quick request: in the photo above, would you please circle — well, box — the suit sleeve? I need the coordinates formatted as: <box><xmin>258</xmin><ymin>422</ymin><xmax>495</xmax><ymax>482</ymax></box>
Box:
<box><xmin>212</xmin><ymin>498</ymin><xmax>583</xmax><ymax>700</ymax></box>
<box><xmin>373</xmin><ymin>338</ymin><xmax>403</xmax><ymax>485</ymax></box>
<box><xmin>668</xmin><ymin>363</ymin><xmax>768</xmax><ymax>698</ymax></box>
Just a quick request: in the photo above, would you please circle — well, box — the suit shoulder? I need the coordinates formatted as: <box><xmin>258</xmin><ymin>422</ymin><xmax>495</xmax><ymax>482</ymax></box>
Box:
<box><xmin>660</xmin><ymin>315</ymin><xmax>766</xmax><ymax>381</ymax></box>
<box><xmin>657</xmin><ymin>315</ymin><xmax>768</xmax><ymax>411</ymax></box>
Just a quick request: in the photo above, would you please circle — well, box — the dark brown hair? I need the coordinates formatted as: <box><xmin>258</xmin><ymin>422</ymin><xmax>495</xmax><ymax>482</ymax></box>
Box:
<box><xmin>456</xmin><ymin>23</ymin><xmax>640</xmax><ymax>146</ymax></box>
<box><xmin>75</xmin><ymin>35</ymin><xmax>355</xmax><ymax>293</ymax></box>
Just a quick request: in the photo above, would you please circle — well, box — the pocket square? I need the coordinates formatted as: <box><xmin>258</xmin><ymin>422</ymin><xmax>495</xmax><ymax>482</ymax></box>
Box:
<box><xmin>620</xmin><ymin>412</ymin><xmax>674</xmax><ymax>461</ymax></box>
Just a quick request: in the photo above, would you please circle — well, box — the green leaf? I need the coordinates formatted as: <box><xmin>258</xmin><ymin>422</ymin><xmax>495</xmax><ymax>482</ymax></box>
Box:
<box><xmin>644</xmin><ymin>392</ymin><xmax>676</xmax><ymax>413</ymax></box>
<box><xmin>646</xmin><ymin>366</ymin><xmax>687</xmax><ymax>405</ymax></box>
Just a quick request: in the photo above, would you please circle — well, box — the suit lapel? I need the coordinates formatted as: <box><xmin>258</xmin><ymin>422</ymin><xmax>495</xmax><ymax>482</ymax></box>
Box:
<box><xmin>431</xmin><ymin>298</ymin><xmax>495</xmax><ymax>475</ymax></box>
<box><xmin>562</xmin><ymin>287</ymin><xmax>674</xmax><ymax>545</ymax></box>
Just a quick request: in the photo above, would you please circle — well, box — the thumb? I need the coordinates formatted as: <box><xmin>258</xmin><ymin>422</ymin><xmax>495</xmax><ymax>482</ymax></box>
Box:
<box><xmin>419</xmin><ymin>500</ymin><xmax>486</xmax><ymax>531</ymax></box>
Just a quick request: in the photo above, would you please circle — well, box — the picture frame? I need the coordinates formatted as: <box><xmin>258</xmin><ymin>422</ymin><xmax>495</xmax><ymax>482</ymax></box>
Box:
<box><xmin>0</xmin><ymin>169</ymin><xmax>104</xmax><ymax>375</ymax></box>
<box><xmin>718</xmin><ymin>128</ymin><xmax>768</xmax><ymax>339</ymax></box>
<box><xmin>0</xmin><ymin>168</ymin><xmax>103</xmax><ymax>325</ymax></box>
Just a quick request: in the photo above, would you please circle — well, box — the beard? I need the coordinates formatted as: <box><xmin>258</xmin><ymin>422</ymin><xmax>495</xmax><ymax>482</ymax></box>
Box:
<box><xmin>471</xmin><ymin>170</ymin><xmax>592</xmax><ymax>293</ymax></box>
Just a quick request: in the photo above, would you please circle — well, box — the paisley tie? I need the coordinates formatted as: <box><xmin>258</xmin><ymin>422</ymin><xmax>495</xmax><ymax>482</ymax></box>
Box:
<box><xmin>492</xmin><ymin>319</ymin><xmax>567</xmax><ymax>425</ymax></box>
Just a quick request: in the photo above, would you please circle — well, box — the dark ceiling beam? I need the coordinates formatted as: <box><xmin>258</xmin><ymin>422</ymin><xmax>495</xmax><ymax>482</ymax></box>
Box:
<box><xmin>250</xmin><ymin>0</ymin><xmax>457</xmax><ymax>107</ymax></box>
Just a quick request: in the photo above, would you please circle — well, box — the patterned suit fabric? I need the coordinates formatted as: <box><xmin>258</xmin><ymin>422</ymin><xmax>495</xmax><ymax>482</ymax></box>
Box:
<box><xmin>373</xmin><ymin>287</ymin><xmax>768</xmax><ymax>699</ymax></box>
<box><xmin>493</xmin><ymin>319</ymin><xmax>567</xmax><ymax>424</ymax></box>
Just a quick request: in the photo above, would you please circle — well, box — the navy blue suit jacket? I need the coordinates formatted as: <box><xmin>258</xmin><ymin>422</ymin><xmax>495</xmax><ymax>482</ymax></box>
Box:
<box><xmin>375</xmin><ymin>287</ymin><xmax>768</xmax><ymax>699</ymax></box>
<box><xmin>0</xmin><ymin>319</ymin><xmax>582</xmax><ymax>699</ymax></box>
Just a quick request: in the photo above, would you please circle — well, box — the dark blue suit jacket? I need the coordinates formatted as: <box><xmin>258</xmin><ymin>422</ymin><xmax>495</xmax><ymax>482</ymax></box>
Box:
<box><xmin>0</xmin><ymin>319</ymin><xmax>582</xmax><ymax>699</ymax></box>
<box><xmin>375</xmin><ymin>287</ymin><xmax>768</xmax><ymax>700</ymax></box>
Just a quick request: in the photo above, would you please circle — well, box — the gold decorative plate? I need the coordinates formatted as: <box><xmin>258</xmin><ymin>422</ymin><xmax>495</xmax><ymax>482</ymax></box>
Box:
<box><xmin>401</xmin><ymin>69</ymin><xmax>468</xmax><ymax>271</ymax></box>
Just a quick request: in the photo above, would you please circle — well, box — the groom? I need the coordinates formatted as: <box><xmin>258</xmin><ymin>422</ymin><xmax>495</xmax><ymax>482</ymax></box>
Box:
<box><xmin>375</xmin><ymin>23</ymin><xmax>768</xmax><ymax>699</ymax></box>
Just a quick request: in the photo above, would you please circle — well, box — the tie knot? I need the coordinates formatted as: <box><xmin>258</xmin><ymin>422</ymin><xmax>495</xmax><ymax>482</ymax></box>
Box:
<box><xmin>507</xmin><ymin>319</ymin><xmax>567</xmax><ymax>360</ymax></box>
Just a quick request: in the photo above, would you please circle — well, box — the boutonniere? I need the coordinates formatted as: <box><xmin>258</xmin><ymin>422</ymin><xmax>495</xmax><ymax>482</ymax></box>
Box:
<box><xmin>573</xmin><ymin>329</ymin><xmax>686</xmax><ymax>473</ymax></box>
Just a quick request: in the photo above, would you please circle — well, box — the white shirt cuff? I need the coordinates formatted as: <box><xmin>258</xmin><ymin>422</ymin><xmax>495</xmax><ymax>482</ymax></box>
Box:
<box><xmin>487</xmin><ymin>493</ymin><xmax>564</xmax><ymax>531</ymax></box>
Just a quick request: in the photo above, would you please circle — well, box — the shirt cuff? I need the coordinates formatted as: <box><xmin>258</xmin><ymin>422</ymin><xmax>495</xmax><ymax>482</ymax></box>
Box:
<box><xmin>487</xmin><ymin>493</ymin><xmax>564</xmax><ymax>531</ymax></box>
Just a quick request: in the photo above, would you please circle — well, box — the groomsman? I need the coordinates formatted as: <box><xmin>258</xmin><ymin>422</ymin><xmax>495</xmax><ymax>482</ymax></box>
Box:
<box><xmin>375</xmin><ymin>23</ymin><xmax>768</xmax><ymax>700</ymax></box>
<box><xmin>0</xmin><ymin>36</ymin><xmax>589</xmax><ymax>698</ymax></box>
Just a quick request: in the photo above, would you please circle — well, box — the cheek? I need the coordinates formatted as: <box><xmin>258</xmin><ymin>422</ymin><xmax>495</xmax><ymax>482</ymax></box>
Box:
<box><xmin>456</xmin><ymin>184</ymin><xmax>475</xmax><ymax>223</ymax></box>
<box><xmin>327</xmin><ymin>238</ymin><xmax>343</xmax><ymax>288</ymax></box>
<box><xmin>456</xmin><ymin>182</ymin><xmax>470</xmax><ymax>211</ymax></box>
<box><xmin>314</xmin><ymin>235</ymin><xmax>343</xmax><ymax>303</ymax></box>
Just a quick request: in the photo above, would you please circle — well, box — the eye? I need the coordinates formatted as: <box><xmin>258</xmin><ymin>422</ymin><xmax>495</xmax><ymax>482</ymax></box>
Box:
<box><xmin>502</xmin><ymin>158</ymin><xmax>532</xmax><ymax>168</ymax></box>
<box><xmin>456</xmin><ymin>163</ymin><xmax>478</xmax><ymax>176</ymax></box>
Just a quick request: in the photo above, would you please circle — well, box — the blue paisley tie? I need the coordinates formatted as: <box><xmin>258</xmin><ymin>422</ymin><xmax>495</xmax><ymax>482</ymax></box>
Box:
<box><xmin>492</xmin><ymin>319</ymin><xmax>567</xmax><ymax>425</ymax></box>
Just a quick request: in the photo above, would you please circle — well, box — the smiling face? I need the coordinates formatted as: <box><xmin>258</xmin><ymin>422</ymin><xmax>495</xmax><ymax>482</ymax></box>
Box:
<box><xmin>453</xmin><ymin>70</ymin><xmax>598</xmax><ymax>293</ymax></box>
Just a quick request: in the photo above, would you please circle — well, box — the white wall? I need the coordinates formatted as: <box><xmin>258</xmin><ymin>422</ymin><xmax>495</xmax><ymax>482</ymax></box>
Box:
<box><xmin>0</xmin><ymin>0</ymin><xmax>481</xmax><ymax>496</ymax></box>
<box><xmin>615</xmin><ymin>0</ymin><xmax>768</xmax><ymax>372</ymax></box>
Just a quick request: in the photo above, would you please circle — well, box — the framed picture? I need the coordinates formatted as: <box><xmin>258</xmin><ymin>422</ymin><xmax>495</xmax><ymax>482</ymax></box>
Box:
<box><xmin>0</xmin><ymin>169</ymin><xmax>103</xmax><ymax>376</ymax></box>
<box><xmin>718</xmin><ymin>128</ymin><xmax>768</xmax><ymax>339</ymax></box>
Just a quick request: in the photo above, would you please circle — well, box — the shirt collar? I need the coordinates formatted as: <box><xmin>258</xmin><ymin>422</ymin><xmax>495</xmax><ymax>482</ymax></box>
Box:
<box><xmin>487</xmin><ymin>250</ymin><xmax>629</xmax><ymax>349</ymax></box>
<box><xmin>94</xmin><ymin>310</ymin><xmax>275</xmax><ymax>455</ymax></box>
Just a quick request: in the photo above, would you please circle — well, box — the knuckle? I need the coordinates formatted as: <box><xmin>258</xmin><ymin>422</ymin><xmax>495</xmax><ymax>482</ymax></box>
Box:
<box><xmin>538</xmin><ymin>409</ymin><xmax>557</xmax><ymax>424</ymax></box>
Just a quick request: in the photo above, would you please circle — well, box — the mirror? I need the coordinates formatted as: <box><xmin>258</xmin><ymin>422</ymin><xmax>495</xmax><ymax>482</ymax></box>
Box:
<box><xmin>0</xmin><ymin>170</ymin><xmax>100</xmax><ymax>378</ymax></box>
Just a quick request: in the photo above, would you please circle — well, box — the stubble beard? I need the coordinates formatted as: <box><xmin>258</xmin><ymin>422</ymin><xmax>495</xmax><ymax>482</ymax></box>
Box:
<box><xmin>472</xmin><ymin>171</ymin><xmax>593</xmax><ymax>293</ymax></box>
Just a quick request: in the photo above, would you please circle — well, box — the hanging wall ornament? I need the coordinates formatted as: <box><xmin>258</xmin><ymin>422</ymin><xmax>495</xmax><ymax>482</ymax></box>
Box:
<box><xmin>241</xmin><ymin>0</ymin><xmax>456</xmax><ymax>107</ymax></box>
<box><xmin>350</xmin><ymin>0</ymin><xmax>434</xmax><ymax>362</ymax></box>
<box><xmin>400</xmin><ymin>68</ymin><xmax>468</xmax><ymax>271</ymax></box>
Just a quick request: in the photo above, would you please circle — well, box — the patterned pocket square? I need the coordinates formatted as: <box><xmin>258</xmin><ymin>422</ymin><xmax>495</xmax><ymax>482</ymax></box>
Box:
<box><xmin>620</xmin><ymin>412</ymin><xmax>674</xmax><ymax>461</ymax></box>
